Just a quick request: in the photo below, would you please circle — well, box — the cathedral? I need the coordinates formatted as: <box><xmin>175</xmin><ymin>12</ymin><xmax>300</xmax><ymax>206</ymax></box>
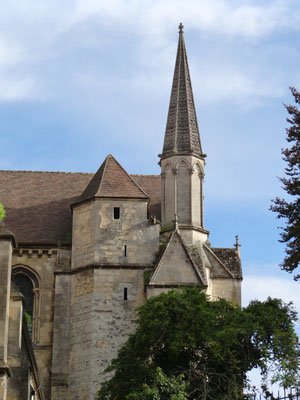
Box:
<box><xmin>0</xmin><ymin>25</ymin><xmax>242</xmax><ymax>400</ymax></box>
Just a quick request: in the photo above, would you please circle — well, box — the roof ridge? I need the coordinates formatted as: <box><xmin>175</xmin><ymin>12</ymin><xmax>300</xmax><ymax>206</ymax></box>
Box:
<box><xmin>97</xmin><ymin>155</ymin><xmax>110</xmax><ymax>195</ymax></box>
<box><xmin>0</xmin><ymin>170</ymin><xmax>161</xmax><ymax>177</ymax></box>
<box><xmin>212</xmin><ymin>247</ymin><xmax>236</xmax><ymax>250</ymax></box>
<box><xmin>130</xmin><ymin>174</ymin><xmax>160</xmax><ymax>177</ymax></box>
<box><xmin>108</xmin><ymin>155</ymin><xmax>149</xmax><ymax>198</ymax></box>
<box><xmin>203</xmin><ymin>243</ymin><xmax>234</xmax><ymax>278</ymax></box>
<box><xmin>0</xmin><ymin>170</ymin><xmax>93</xmax><ymax>175</ymax></box>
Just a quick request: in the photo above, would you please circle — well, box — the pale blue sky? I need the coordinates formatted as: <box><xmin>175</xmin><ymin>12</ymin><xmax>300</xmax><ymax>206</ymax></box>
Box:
<box><xmin>0</xmin><ymin>0</ymin><xmax>299</xmax><ymax>387</ymax></box>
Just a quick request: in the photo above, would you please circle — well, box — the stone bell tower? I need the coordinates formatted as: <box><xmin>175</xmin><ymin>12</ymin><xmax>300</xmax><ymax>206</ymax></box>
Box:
<box><xmin>159</xmin><ymin>23</ymin><xmax>208</xmax><ymax>245</ymax></box>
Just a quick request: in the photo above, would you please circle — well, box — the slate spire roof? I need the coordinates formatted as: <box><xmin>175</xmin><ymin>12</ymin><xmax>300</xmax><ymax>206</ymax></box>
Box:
<box><xmin>74</xmin><ymin>154</ymin><xmax>149</xmax><ymax>205</ymax></box>
<box><xmin>161</xmin><ymin>23</ymin><xmax>205</xmax><ymax>160</ymax></box>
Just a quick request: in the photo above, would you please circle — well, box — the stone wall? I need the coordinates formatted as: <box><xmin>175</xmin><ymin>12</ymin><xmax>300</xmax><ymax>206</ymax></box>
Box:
<box><xmin>0</xmin><ymin>235</ymin><xmax>13</xmax><ymax>400</ymax></box>
<box><xmin>11</xmin><ymin>249</ymin><xmax>59</xmax><ymax>398</ymax></box>
<box><xmin>72</xmin><ymin>198</ymin><xmax>159</xmax><ymax>268</ymax></box>
<box><xmin>7</xmin><ymin>295</ymin><xmax>30</xmax><ymax>400</ymax></box>
<box><xmin>210</xmin><ymin>278</ymin><xmax>242</xmax><ymax>306</ymax></box>
<box><xmin>72</xmin><ymin>202</ymin><xmax>95</xmax><ymax>269</ymax></box>
<box><xmin>51</xmin><ymin>273</ymin><xmax>71</xmax><ymax>399</ymax></box>
<box><xmin>68</xmin><ymin>266</ymin><xmax>147</xmax><ymax>400</ymax></box>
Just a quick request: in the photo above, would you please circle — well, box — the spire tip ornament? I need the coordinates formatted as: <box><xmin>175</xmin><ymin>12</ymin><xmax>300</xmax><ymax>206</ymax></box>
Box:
<box><xmin>234</xmin><ymin>235</ymin><xmax>241</xmax><ymax>251</ymax></box>
<box><xmin>179</xmin><ymin>22</ymin><xmax>184</xmax><ymax>33</ymax></box>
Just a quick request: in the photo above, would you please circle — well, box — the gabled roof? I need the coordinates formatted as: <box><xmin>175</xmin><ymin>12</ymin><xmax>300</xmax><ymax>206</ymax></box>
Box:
<box><xmin>210</xmin><ymin>247</ymin><xmax>242</xmax><ymax>279</ymax></box>
<box><xmin>161</xmin><ymin>24</ymin><xmax>205</xmax><ymax>160</ymax></box>
<box><xmin>75</xmin><ymin>154</ymin><xmax>149</xmax><ymax>205</ymax></box>
<box><xmin>149</xmin><ymin>229</ymin><xmax>207</xmax><ymax>287</ymax></box>
<box><xmin>202</xmin><ymin>244</ymin><xmax>242</xmax><ymax>279</ymax></box>
<box><xmin>0</xmin><ymin>169</ymin><xmax>160</xmax><ymax>245</ymax></box>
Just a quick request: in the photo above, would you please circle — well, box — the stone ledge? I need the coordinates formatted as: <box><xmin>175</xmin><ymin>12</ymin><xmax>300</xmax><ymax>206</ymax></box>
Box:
<box><xmin>55</xmin><ymin>263</ymin><xmax>155</xmax><ymax>275</ymax></box>
<box><xmin>147</xmin><ymin>283</ymin><xmax>205</xmax><ymax>288</ymax></box>
<box><xmin>13</xmin><ymin>248</ymin><xmax>58</xmax><ymax>258</ymax></box>
<box><xmin>161</xmin><ymin>224</ymin><xmax>209</xmax><ymax>235</ymax></box>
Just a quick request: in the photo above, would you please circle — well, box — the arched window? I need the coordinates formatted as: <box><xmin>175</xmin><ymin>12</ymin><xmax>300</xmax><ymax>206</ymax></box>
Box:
<box><xmin>13</xmin><ymin>274</ymin><xmax>34</xmax><ymax>335</ymax></box>
<box><xmin>12</xmin><ymin>266</ymin><xmax>40</xmax><ymax>342</ymax></box>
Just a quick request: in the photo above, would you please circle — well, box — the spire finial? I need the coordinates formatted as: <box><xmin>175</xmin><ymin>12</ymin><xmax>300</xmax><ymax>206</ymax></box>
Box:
<box><xmin>234</xmin><ymin>235</ymin><xmax>241</xmax><ymax>251</ymax></box>
<box><xmin>179</xmin><ymin>22</ymin><xmax>184</xmax><ymax>33</ymax></box>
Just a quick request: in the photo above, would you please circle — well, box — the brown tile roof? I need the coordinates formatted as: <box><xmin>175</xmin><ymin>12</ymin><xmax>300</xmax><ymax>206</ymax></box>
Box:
<box><xmin>0</xmin><ymin>169</ymin><xmax>161</xmax><ymax>246</ymax></box>
<box><xmin>131</xmin><ymin>174</ymin><xmax>161</xmax><ymax>219</ymax></box>
<box><xmin>76</xmin><ymin>154</ymin><xmax>149</xmax><ymax>204</ymax></box>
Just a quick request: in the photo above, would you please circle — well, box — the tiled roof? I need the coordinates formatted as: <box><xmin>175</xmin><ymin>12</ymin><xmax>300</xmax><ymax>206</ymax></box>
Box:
<box><xmin>0</xmin><ymin>169</ymin><xmax>161</xmax><ymax>245</ymax></box>
<box><xmin>161</xmin><ymin>28</ymin><xmax>204</xmax><ymax>160</ymax></box>
<box><xmin>131</xmin><ymin>174</ymin><xmax>161</xmax><ymax>219</ymax></box>
<box><xmin>76</xmin><ymin>154</ymin><xmax>149</xmax><ymax>204</ymax></box>
<box><xmin>212</xmin><ymin>248</ymin><xmax>242</xmax><ymax>279</ymax></box>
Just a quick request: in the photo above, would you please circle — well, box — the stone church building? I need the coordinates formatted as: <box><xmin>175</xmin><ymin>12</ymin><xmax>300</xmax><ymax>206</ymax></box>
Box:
<box><xmin>0</xmin><ymin>25</ymin><xmax>242</xmax><ymax>400</ymax></box>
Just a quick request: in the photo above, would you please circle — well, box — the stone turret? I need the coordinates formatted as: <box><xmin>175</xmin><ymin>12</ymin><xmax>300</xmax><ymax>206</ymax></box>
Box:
<box><xmin>159</xmin><ymin>24</ymin><xmax>208</xmax><ymax>245</ymax></box>
<box><xmin>71</xmin><ymin>154</ymin><xmax>159</xmax><ymax>269</ymax></box>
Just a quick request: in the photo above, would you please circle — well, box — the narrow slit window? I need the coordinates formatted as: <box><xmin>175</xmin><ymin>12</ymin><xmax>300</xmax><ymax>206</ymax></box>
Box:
<box><xmin>124</xmin><ymin>287</ymin><xmax>128</xmax><ymax>301</ymax></box>
<box><xmin>124</xmin><ymin>245</ymin><xmax>127</xmax><ymax>257</ymax></box>
<box><xmin>114</xmin><ymin>207</ymin><xmax>120</xmax><ymax>219</ymax></box>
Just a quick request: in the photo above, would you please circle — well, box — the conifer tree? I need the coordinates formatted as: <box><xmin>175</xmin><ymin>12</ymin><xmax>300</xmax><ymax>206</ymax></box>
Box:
<box><xmin>270</xmin><ymin>87</ymin><xmax>300</xmax><ymax>280</ymax></box>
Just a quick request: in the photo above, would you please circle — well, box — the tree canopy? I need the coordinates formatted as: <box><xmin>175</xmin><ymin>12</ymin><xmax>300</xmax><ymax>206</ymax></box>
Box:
<box><xmin>270</xmin><ymin>87</ymin><xmax>300</xmax><ymax>280</ymax></box>
<box><xmin>98</xmin><ymin>288</ymin><xmax>299</xmax><ymax>400</ymax></box>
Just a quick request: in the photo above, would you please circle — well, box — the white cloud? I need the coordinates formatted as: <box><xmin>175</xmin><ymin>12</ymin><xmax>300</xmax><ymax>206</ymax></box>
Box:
<box><xmin>0</xmin><ymin>75</ymin><xmax>36</xmax><ymax>102</ymax></box>
<box><xmin>0</xmin><ymin>0</ymin><xmax>299</xmax><ymax>105</ymax></box>
<box><xmin>193</xmin><ymin>65</ymin><xmax>284</xmax><ymax>107</ymax></box>
<box><xmin>68</xmin><ymin>0</ymin><xmax>300</xmax><ymax>39</ymax></box>
<box><xmin>0</xmin><ymin>38</ymin><xmax>25</xmax><ymax>67</ymax></box>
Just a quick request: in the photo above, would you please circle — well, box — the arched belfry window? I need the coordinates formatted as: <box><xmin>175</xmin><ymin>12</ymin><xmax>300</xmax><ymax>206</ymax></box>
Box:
<box><xmin>12</xmin><ymin>265</ymin><xmax>40</xmax><ymax>342</ymax></box>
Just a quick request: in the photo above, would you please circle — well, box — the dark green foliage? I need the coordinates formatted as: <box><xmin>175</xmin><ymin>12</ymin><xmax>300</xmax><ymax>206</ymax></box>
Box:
<box><xmin>0</xmin><ymin>203</ymin><xmax>5</xmax><ymax>221</ymax></box>
<box><xmin>98</xmin><ymin>288</ymin><xmax>299</xmax><ymax>400</ymax></box>
<box><xmin>270</xmin><ymin>87</ymin><xmax>300</xmax><ymax>280</ymax></box>
<box><xmin>126</xmin><ymin>367</ymin><xmax>188</xmax><ymax>400</ymax></box>
<box><xmin>144</xmin><ymin>269</ymin><xmax>153</xmax><ymax>286</ymax></box>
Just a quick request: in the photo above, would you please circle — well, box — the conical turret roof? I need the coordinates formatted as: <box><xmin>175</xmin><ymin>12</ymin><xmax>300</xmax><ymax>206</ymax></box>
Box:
<box><xmin>161</xmin><ymin>24</ymin><xmax>205</xmax><ymax>160</ymax></box>
<box><xmin>74</xmin><ymin>154</ymin><xmax>149</xmax><ymax>205</ymax></box>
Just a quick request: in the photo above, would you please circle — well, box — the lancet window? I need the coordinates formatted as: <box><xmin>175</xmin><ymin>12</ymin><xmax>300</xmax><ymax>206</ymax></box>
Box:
<box><xmin>12</xmin><ymin>265</ymin><xmax>40</xmax><ymax>342</ymax></box>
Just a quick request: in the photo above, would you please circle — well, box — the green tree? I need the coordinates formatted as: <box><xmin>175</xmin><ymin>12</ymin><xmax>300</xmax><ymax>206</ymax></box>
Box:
<box><xmin>270</xmin><ymin>87</ymin><xmax>300</xmax><ymax>280</ymax></box>
<box><xmin>98</xmin><ymin>288</ymin><xmax>299</xmax><ymax>400</ymax></box>
<box><xmin>126</xmin><ymin>367</ymin><xmax>188</xmax><ymax>400</ymax></box>
<box><xmin>0</xmin><ymin>203</ymin><xmax>5</xmax><ymax>221</ymax></box>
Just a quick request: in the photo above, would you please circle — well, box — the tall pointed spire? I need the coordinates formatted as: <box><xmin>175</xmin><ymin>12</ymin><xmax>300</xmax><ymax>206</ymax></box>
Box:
<box><xmin>161</xmin><ymin>23</ymin><xmax>205</xmax><ymax>160</ymax></box>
